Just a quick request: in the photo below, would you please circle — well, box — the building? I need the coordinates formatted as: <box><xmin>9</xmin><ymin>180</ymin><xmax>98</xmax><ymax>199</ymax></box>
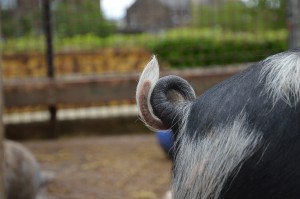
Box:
<box><xmin>125</xmin><ymin>0</ymin><xmax>190</xmax><ymax>32</ymax></box>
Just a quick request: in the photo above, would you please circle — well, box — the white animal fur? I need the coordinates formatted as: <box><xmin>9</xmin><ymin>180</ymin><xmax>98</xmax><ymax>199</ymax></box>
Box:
<box><xmin>4</xmin><ymin>140</ymin><xmax>41</xmax><ymax>199</ymax></box>
<box><xmin>163</xmin><ymin>190</ymin><xmax>172</xmax><ymax>199</ymax></box>
<box><xmin>260</xmin><ymin>51</ymin><xmax>300</xmax><ymax>106</ymax></box>
<box><xmin>136</xmin><ymin>56</ymin><xmax>164</xmax><ymax>130</ymax></box>
<box><xmin>173</xmin><ymin>113</ymin><xmax>262</xmax><ymax>199</ymax></box>
<box><xmin>3</xmin><ymin>140</ymin><xmax>54</xmax><ymax>199</ymax></box>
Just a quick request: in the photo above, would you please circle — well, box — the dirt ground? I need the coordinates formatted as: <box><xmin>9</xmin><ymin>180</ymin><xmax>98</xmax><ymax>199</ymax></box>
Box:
<box><xmin>22</xmin><ymin>134</ymin><xmax>173</xmax><ymax>199</ymax></box>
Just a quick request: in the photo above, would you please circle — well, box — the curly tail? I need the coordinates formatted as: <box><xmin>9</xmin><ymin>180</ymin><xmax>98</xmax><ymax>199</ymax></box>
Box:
<box><xmin>136</xmin><ymin>56</ymin><xmax>196</xmax><ymax>131</ymax></box>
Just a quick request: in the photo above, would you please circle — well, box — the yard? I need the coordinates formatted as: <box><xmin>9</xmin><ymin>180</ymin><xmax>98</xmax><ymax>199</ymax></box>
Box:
<box><xmin>1</xmin><ymin>1</ymin><xmax>292</xmax><ymax>198</ymax></box>
<box><xmin>24</xmin><ymin>134</ymin><xmax>172</xmax><ymax>199</ymax></box>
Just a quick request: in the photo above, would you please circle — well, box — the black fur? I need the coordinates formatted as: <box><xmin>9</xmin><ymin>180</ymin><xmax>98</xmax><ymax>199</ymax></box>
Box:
<box><xmin>148</xmin><ymin>49</ymin><xmax>300</xmax><ymax>198</ymax></box>
<box><xmin>187</xmin><ymin>59</ymin><xmax>300</xmax><ymax>198</ymax></box>
<box><xmin>150</xmin><ymin>75</ymin><xmax>195</xmax><ymax>132</ymax></box>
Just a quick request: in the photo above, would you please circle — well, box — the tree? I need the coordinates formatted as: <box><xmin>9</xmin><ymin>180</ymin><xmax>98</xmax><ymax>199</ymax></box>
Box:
<box><xmin>192</xmin><ymin>0</ymin><xmax>286</xmax><ymax>31</ymax></box>
<box><xmin>54</xmin><ymin>0</ymin><xmax>116</xmax><ymax>37</ymax></box>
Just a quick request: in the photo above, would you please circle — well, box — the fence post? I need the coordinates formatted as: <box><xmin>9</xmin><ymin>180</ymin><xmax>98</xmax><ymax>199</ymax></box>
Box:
<box><xmin>287</xmin><ymin>0</ymin><xmax>300</xmax><ymax>49</ymax></box>
<box><xmin>42</xmin><ymin>0</ymin><xmax>58</xmax><ymax>138</ymax></box>
<box><xmin>0</xmin><ymin>23</ymin><xmax>5</xmax><ymax>199</ymax></box>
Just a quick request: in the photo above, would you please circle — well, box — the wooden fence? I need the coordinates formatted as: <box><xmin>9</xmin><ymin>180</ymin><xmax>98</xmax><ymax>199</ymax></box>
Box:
<box><xmin>4</xmin><ymin>67</ymin><xmax>244</xmax><ymax>108</ymax></box>
<box><xmin>3</xmin><ymin>66</ymin><xmax>245</xmax><ymax>138</ymax></box>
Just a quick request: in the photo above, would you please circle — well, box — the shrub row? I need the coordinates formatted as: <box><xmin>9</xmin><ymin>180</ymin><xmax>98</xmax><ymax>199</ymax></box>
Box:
<box><xmin>2</xmin><ymin>28</ymin><xmax>288</xmax><ymax>69</ymax></box>
<box><xmin>149</xmin><ymin>29</ymin><xmax>288</xmax><ymax>68</ymax></box>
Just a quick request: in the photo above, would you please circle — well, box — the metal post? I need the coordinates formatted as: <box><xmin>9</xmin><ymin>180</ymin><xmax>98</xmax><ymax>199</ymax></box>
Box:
<box><xmin>0</xmin><ymin>21</ymin><xmax>5</xmax><ymax>199</ymax></box>
<box><xmin>287</xmin><ymin>0</ymin><xmax>300</xmax><ymax>49</ymax></box>
<box><xmin>42</xmin><ymin>0</ymin><xmax>58</xmax><ymax>138</ymax></box>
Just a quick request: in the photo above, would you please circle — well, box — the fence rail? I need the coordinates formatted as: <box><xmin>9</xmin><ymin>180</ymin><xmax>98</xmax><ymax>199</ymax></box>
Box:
<box><xmin>3</xmin><ymin>66</ymin><xmax>245</xmax><ymax>139</ymax></box>
<box><xmin>4</xmin><ymin>66</ymin><xmax>245</xmax><ymax>108</ymax></box>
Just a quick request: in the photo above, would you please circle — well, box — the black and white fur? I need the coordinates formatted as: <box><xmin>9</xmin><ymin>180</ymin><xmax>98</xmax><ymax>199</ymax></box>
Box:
<box><xmin>136</xmin><ymin>49</ymin><xmax>300</xmax><ymax>199</ymax></box>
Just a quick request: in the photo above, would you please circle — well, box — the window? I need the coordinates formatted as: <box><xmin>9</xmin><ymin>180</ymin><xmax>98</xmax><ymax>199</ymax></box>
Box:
<box><xmin>0</xmin><ymin>0</ymin><xmax>18</xmax><ymax>10</ymax></box>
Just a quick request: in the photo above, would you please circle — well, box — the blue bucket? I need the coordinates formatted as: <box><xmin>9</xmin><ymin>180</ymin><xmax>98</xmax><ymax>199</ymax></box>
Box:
<box><xmin>156</xmin><ymin>130</ymin><xmax>174</xmax><ymax>159</ymax></box>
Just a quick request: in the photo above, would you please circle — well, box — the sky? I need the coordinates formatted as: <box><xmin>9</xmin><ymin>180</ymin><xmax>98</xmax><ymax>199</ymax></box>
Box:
<box><xmin>100</xmin><ymin>0</ymin><xmax>136</xmax><ymax>20</ymax></box>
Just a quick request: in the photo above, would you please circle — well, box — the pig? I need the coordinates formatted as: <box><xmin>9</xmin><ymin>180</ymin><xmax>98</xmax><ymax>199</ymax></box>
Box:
<box><xmin>136</xmin><ymin>49</ymin><xmax>300</xmax><ymax>199</ymax></box>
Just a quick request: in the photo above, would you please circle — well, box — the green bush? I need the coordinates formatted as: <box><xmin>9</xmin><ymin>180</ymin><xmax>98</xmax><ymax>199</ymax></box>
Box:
<box><xmin>1</xmin><ymin>28</ymin><xmax>288</xmax><ymax>69</ymax></box>
<box><xmin>149</xmin><ymin>29</ymin><xmax>288</xmax><ymax>68</ymax></box>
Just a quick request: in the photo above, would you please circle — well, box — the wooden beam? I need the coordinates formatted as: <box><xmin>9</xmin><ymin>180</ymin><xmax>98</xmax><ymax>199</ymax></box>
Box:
<box><xmin>3</xmin><ymin>67</ymin><xmax>244</xmax><ymax>108</ymax></box>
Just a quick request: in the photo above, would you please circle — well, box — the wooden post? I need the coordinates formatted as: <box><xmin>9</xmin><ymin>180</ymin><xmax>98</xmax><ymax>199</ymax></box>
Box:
<box><xmin>0</xmin><ymin>26</ymin><xmax>5</xmax><ymax>199</ymax></box>
<box><xmin>287</xmin><ymin>0</ymin><xmax>300</xmax><ymax>49</ymax></box>
<box><xmin>42</xmin><ymin>0</ymin><xmax>58</xmax><ymax>138</ymax></box>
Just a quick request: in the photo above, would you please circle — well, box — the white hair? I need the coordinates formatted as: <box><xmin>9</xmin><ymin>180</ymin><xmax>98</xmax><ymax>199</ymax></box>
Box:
<box><xmin>4</xmin><ymin>140</ymin><xmax>41</xmax><ymax>199</ymax></box>
<box><xmin>173</xmin><ymin>113</ymin><xmax>262</xmax><ymax>199</ymax></box>
<box><xmin>260</xmin><ymin>51</ymin><xmax>300</xmax><ymax>106</ymax></box>
<box><xmin>163</xmin><ymin>190</ymin><xmax>172</xmax><ymax>199</ymax></box>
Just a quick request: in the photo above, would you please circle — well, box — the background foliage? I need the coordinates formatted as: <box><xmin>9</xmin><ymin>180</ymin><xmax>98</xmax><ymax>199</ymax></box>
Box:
<box><xmin>54</xmin><ymin>0</ymin><xmax>115</xmax><ymax>37</ymax></box>
<box><xmin>1</xmin><ymin>0</ymin><xmax>288</xmax><ymax>69</ymax></box>
<box><xmin>192</xmin><ymin>0</ymin><xmax>286</xmax><ymax>31</ymax></box>
<box><xmin>1</xmin><ymin>0</ymin><xmax>115</xmax><ymax>38</ymax></box>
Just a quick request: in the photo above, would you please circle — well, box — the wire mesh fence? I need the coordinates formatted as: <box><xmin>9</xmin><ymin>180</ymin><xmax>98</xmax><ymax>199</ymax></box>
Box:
<box><xmin>0</xmin><ymin>0</ymin><xmax>291</xmax><ymax>132</ymax></box>
<box><xmin>1</xmin><ymin>0</ymin><xmax>288</xmax><ymax>78</ymax></box>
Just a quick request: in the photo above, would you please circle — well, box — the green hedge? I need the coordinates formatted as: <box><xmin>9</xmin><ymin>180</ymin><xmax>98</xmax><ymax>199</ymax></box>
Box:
<box><xmin>149</xmin><ymin>29</ymin><xmax>288</xmax><ymax>68</ymax></box>
<box><xmin>1</xmin><ymin>28</ymin><xmax>288</xmax><ymax>69</ymax></box>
